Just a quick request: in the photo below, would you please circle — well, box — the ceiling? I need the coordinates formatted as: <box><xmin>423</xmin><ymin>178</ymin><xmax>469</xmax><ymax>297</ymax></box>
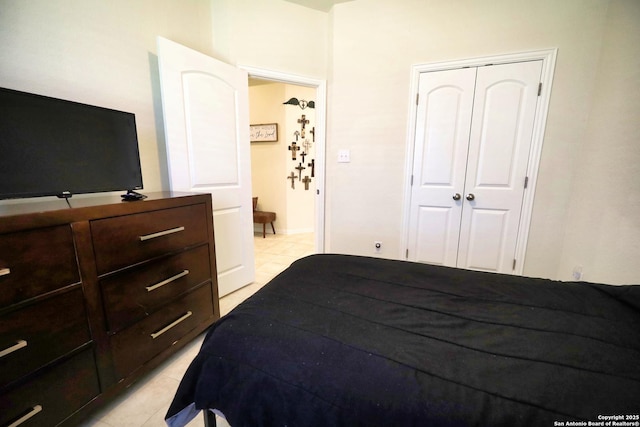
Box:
<box><xmin>283</xmin><ymin>0</ymin><xmax>353</xmax><ymax>12</ymax></box>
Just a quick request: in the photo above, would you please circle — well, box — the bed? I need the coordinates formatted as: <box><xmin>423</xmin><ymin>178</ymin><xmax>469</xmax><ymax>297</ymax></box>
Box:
<box><xmin>165</xmin><ymin>254</ymin><xmax>640</xmax><ymax>426</ymax></box>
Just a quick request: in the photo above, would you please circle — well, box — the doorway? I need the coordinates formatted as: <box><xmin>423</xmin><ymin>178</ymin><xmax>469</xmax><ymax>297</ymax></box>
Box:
<box><xmin>243</xmin><ymin>66</ymin><xmax>326</xmax><ymax>253</ymax></box>
<box><xmin>157</xmin><ymin>38</ymin><xmax>325</xmax><ymax>296</ymax></box>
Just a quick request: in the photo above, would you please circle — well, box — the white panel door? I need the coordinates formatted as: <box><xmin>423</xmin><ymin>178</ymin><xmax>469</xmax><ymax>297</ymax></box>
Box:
<box><xmin>157</xmin><ymin>37</ymin><xmax>255</xmax><ymax>297</ymax></box>
<box><xmin>408</xmin><ymin>61</ymin><xmax>542</xmax><ymax>274</ymax></box>
<box><xmin>407</xmin><ymin>68</ymin><xmax>476</xmax><ymax>265</ymax></box>
<box><xmin>457</xmin><ymin>61</ymin><xmax>542</xmax><ymax>272</ymax></box>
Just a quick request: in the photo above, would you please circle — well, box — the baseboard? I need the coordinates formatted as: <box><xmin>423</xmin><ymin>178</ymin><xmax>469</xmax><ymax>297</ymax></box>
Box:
<box><xmin>253</xmin><ymin>225</ymin><xmax>313</xmax><ymax>235</ymax></box>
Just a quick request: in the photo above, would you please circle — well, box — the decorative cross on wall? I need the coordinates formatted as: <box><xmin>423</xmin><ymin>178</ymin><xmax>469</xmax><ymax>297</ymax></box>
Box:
<box><xmin>302</xmin><ymin>139</ymin><xmax>312</xmax><ymax>153</ymax></box>
<box><xmin>310</xmin><ymin>127</ymin><xmax>315</xmax><ymax>142</ymax></box>
<box><xmin>295</xmin><ymin>162</ymin><xmax>306</xmax><ymax>180</ymax></box>
<box><xmin>307</xmin><ymin>158</ymin><xmax>315</xmax><ymax>177</ymax></box>
<box><xmin>298</xmin><ymin>115</ymin><xmax>309</xmax><ymax>129</ymax></box>
<box><xmin>288</xmin><ymin>141</ymin><xmax>300</xmax><ymax>160</ymax></box>
<box><xmin>298</xmin><ymin>115</ymin><xmax>309</xmax><ymax>138</ymax></box>
<box><xmin>302</xmin><ymin>175</ymin><xmax>312</xmax><ymax>190</ymax></box>
<box><xmin>286</xmin><ymin>172</ymin><xmax>296</xmax><ymax>189</ymax></box>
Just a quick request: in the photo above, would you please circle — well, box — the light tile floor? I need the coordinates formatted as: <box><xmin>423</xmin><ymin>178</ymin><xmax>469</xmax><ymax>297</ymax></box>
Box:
<box><xmin>81</xmin><ymin>232</ymin><xmax>315</xmax><ymax>427</ymax></box>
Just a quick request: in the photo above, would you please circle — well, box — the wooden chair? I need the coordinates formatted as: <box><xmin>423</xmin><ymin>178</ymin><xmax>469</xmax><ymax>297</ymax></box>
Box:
<box><xmin>252</xmin><ymin>197</ymin><xmax>276</xmax><ymax>238</ymax></box>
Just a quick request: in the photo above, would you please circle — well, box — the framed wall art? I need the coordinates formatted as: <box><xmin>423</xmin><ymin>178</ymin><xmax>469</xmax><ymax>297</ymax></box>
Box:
<box><xmin>250</xmin><ymin>123</ymin><xmax>278</xmax><ymax>142</ymax></box>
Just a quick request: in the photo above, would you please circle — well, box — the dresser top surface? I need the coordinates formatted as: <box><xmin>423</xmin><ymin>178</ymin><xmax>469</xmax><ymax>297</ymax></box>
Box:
<box><xmin>0</xmin><ymin>192</ymin><xmax>211</xmax><ymax>232</ymax></box>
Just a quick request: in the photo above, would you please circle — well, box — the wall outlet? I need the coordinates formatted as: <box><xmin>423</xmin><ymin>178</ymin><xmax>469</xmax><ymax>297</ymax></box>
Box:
<box><xmin>374</xmin><ymin>241</ymin><xmax>382</xmax><ymax>253</ymax></box>
<box><xmin>572</xmin><ymin>265</ymin><xmax>583</xmax><ymax>281</ymax></box>
<box><xmin>338</xmin><ymin>149</ymin><xmax>351</xmax><ymax>163</ymax></box>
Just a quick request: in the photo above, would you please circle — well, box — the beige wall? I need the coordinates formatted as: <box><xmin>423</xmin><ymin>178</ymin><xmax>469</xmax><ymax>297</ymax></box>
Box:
<box><xmin>249</xmin><ymin>83</ymin><xmax>287</xmax><ymax>230</ymax></box>
<box><xmin>0</xmin><ymin>0</ymin><xmax>214</xmax><ymax>195</ymax></box>
<box><xmin>1</xmin><ymin>0</ymin><xmax>637</xmax><ymax>284</ymax></box>
<box><xmin>210</xmin><ymin>0</ymin><xmax>328</xmax><ymax>78</ymax></box>
<box><xmin>0</xmin><ymin>0</ymin><xmax>327</xmax><ymax>200</ymax></box>
<box><xmin>249</xmin><ymin>83</ymin><xmax>316</xmax><ymax>234</ymax></box>
<box><xmin>284</xmin><ymin>85</ymin><xmax>316</xmax><ymax>234</ymax></box>
<box><xmin>327</xmin><ymin>0</ymin><xmax>639</xmax><ymax>284</ymax></box>
<box><xmin>557</xmin><ymin>0</ymin><xmax>640</xmax><ymax>284</ymax></box>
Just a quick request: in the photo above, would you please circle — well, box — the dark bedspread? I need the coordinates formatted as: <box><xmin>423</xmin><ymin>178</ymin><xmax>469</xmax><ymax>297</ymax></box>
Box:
<box><xmin>166</xmin><ymin>254</ymin><xmax>640</xmax><ymax>426</ymax></box>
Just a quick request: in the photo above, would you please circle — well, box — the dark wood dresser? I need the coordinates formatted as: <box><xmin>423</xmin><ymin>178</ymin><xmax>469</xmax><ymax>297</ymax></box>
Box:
<box><xmin>0</xmin><ymin>192</ymin><xmax>220</xmax><ymax>426</ymax></box>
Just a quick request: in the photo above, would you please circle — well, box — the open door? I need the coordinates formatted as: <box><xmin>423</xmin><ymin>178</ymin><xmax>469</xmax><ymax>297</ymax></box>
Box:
<box><xmin>157</xmin><ymin>37</ymin><xmax>255</xmax><ymax>297</ymax></box>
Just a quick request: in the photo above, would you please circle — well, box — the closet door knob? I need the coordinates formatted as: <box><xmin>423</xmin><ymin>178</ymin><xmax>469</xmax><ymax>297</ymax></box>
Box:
<box><xmin>466</xmin><ymin>193</ymin><xmax>475</xmax><ymax>201</ymax></box>
<box><xmin>452</xmin><ymin>193</ymin><xmax>461</xmax><ymax>201</ymax></box>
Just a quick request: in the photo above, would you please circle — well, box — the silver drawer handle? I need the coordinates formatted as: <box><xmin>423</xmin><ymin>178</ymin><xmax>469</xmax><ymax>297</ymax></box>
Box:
<box><xmin>139</xmin><ymin>226</ymin><xmax>185</xmax><ymax>242</ymax></box>
<box><xmin>7</xmin><ymin>405</ymin><xmax>42</xmax><ymax>427</ymax></box>
<box><xmin>150</xmin><ymin>311</ymin><xmax>192</xmax><ymax>339</ymax></box>
<box><xmin>0</xmin><ymin>267</ymin><xmax>10</xmax><ymax>277</ymax></box>
<box><xmin>146</xmin><ymin>270</ymin><xmax>190</xmax><ymax>292</ymax></box>
<box><xmin>0</xmin><ymin>339</ymin><xmax>27</xmax><ymax>359</ymax></box>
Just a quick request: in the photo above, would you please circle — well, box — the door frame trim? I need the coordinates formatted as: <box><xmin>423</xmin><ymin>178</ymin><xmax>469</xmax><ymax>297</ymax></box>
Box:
<box><xmin>401</xmin><ymin>48</ymin><xmax>558</xmax><ymax>274</ymax></box>
<box><xmin>239</xmin><ymin>65</ymin><xmax>326</xmax><ymax>253</ymax></box>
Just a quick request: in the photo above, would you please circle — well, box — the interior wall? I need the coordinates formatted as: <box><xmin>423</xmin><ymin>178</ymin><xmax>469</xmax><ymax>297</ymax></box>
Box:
<box><xmin>210</xmin><ymin>0</ymin><xmax>328</xmax><ymax>79</ymax></box>
<box><xmin>284</xmin><ymin>85</ymin><xmax>316</xmax><ymax>234</ymax></box>
<box><xmin>249</xmin><ymin>83</ymin><xmax>287</xmax><ymax>231</ymax></box>
<box><xmin>211</xmin><ymin>0</ymin><xmax>327</xmax><ymax>235</ymax></box>
<box><xmin>327</xmin><ymin>0</ymin><xmax>639</xmax><ymax>283</ymax></box>
<box><xmin>249</xmin><ymin>83</ymin><xmax>316</xmax><ymax>234</ymax></box>
<box><xmin>0</xmin><ymin>0</ymin><xmax>214</xmax><ymax>197</ymax></box>
<box><xmin>3</xmin><ymin>0</ymin><xmax>637</xmax><ymax>284</ymax></box>
<box><xmin>557</xmin><ymin>0</ymin><xmax>640</xmax><ymax>284</ymax></box>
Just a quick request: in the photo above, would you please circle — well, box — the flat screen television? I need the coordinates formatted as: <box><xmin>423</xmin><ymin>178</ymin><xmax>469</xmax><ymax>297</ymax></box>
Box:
<box><xmin>0</xmin><ymin>86</ymin><xmax>143</xmax><ymax>200</ymax></box>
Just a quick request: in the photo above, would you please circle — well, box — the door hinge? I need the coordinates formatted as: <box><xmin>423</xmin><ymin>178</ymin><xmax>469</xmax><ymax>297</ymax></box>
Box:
<box><xmin>538</xmin><ymin>82</ymin><xmax>542</xmax><ymax>96</ymax></box>
<box><xmin>316</xmin><ymin>189</ymin><xmax>320</xmax><ymax>195</ymax></box>
<box><xmin>524</xmin><ymin>176</ymin><xmax>529</xmax><ymax>189</ymax></box>
<box><xmin>416</xmin><ymin>93</ymin><xmax>419</xmax><ymax>105</ymax></box>
<box><xmin>406</xmin><ymin>249</ymin><xmax>409</xmax><ymax>259</ymax></box>
<box><xmin>512</xmin><ymin>259</ymin><xmax>517</xmax><ymax>270</ymax></box>
<box><xmin>410</xmin><ymin>175</ymin><xmax>414</xmax><ymax>186</ymax></box>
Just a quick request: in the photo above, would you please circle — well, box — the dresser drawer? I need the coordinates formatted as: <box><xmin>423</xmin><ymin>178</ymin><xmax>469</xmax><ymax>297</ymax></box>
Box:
<box><xmin>91</xmin><ymin>204</ymin><xmax>209</xmax><ymax>275</ymax></box>
<box><xmin>101</xmin><ymin>244</ymin><xmax>212</xmax><ymax>333</ymax></box>
<box><xmin>0</xmin><ymin>226</ymin><xmax>79</xmax><ymax>307</ymax></box>
<box><xmin>0</xmin><ymin>288</ymin><xmax>91</xmax><ymax>388</ymax></box>
<box><xmin>111</xmin><ymin>284</ymin><xmax>214</xmax><ymax>378</ymax></box>
<box><xmin>0</xmin><ymin>349</ymin><xmax>99</xmax><ymax>427</ymax></box>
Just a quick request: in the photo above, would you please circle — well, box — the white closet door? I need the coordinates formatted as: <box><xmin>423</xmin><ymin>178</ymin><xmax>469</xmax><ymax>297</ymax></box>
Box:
<box><xmin>408</xmin><ymin>60</ymin><xmax>542</xmax><ymax>274</ymax></box>
<box><xmin>457</xmin><ymin>61</ymin><xmax>542</xmax><ymax>272</ymax></box>
<box><xmin>407</xmin><ymin>68</ymin><xmax>476</xmax><ymax>265</ymax></box>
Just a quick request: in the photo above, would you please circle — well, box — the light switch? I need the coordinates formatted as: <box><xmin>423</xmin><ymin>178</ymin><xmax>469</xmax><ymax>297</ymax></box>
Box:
<box><xmin>338</xmin><ymin>149</ymin><xmax>350</xmax><ymax>163</ymax></box>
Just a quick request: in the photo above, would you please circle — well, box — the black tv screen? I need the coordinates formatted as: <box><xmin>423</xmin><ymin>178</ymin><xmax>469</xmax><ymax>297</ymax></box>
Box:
<box><xmin>0</xmin><ymin>86</ymin><xmax>143</xmax><ymax>200</ymax></box>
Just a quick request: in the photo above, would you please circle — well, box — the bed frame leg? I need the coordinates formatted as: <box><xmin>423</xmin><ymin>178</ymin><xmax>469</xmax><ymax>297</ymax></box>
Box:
<box><xmin>203</xmin><ymin>409</ymin><xmax>217</xmax><ymax>427</ymax></box>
